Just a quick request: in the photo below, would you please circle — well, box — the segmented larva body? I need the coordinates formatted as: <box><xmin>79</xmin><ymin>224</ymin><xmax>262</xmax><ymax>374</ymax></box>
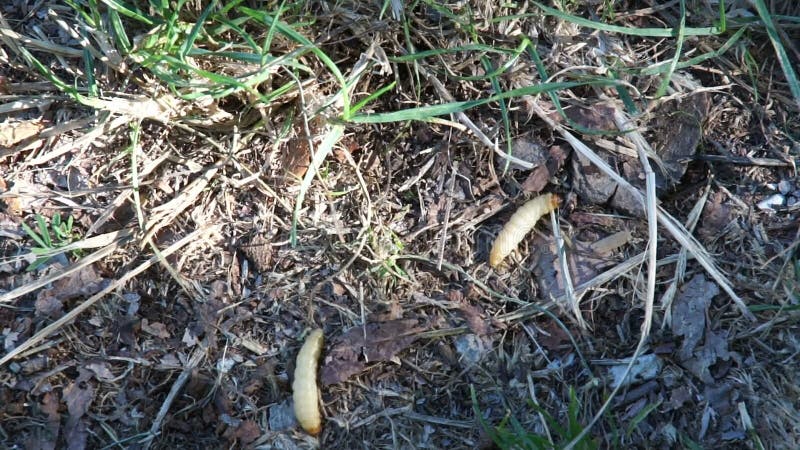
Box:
<box><xmin>489</xmin><ymin>194</ymin><xmax>560</xmax><ymax>268</ymax></box>
<box><xmin>292</xmin><ymin>329</ymin><xmax>324</xmax><ymax>435</ymax></box>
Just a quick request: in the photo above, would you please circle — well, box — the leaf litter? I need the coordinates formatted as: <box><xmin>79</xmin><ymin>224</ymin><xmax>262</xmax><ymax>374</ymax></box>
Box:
<box><xmin>320</xmin><ymin>318</ymin><xmax>428</xmax><ymax>386</ymax></box>
<box><xmin>1</xmin><ymin>1</ymin><xmax>799</xmax><ymax>448</ymax></box>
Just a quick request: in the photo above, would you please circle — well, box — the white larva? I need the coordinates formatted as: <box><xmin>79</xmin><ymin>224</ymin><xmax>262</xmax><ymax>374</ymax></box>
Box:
<box><xmin>489</xmin><ymin>193</ymin><xmax>560</xmax><ymax>268</ymax></box>
<box><xmin>292</xmin><ymin>328</ymin><xmax>324</xmax><ymax>435</ymax></box>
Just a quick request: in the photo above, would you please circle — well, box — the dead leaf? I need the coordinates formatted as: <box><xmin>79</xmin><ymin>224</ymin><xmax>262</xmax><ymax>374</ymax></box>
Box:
<box><xmin>0</xmin><ymin>119</ymin><xmax>44</xmax><ymax>148</ymax></box>
<box><xmin>683</xmin><ymin>329</ymin><xmax>733</xmax><ymax>384</ymax></box>
<box><xmin>36</xmin><ymin>266</ymin><xmax>105</xmax><ymax>305</ymax></box>
<box><xmin>553</xmin><ymin>103</ymin><xmax>617</xmax><ymax>131</ymax></box>
<box><xmin>34</xmin><ymin>391</ymin><xmax>61</xmax><ymax>450</ymax></box>
<box><xmin>521</xmin><ymin>165</ymin><xmax>550</xmax><ymax>194</ymax></box>
<box><xmin>699</xmin><ymin>191</ymin><xmax>735</xmax><ymax>240</ymax></box>
<box><xmin>533</xmin><ymin>235</ymin><xmax>620</xmax><ymax>300</ymax></box>
<box><xmin>651</xmin><ymin>93</ymin><xmax>710</xmax><ymax>185</ymax></box>
<box><xmin>64</xmin><ymin>419</ymin><xmax>88</xmax><ymax>450</ymax></box>
<box><xmin>141</xmin><ymin>319</ymin><xmax>171</xmax><ymax>339</ymax></box>
<box><xmin>63</xmin><ymin>376</ymin><xmax>94</xmax><ymax>420</ymax></box>
<box><xmin>0</xmin><ymin>175</ymin><xmax>23</xmax><ymax>216</ymax></box>
<box><xmin>86</xmin><ymin>362</ymin><xmax>115</xmax><ymax>382</ymax></box>
<box><xmin>224</xmin><ymin>419</ymin><xmax>261</xmax><ymax>444</ymax></box>
<box><xmin>457</xmin><ymin>303</ymin><xmax>493</xmax><ymax>336</ymax></box>
<box><xmin>320</xmin><ymin>318</ymin><xmax>427</xmax><ymax>386</ymax></box>
<box><xmin>571</xmin><ymin>151</ymin><xmax>617</xmax><ymax>205</ymax></box>
<box><xmin>35</xmin><ymin>295</ymin><xmax>63</xmax><ymax>318</ymax></box>
<box><xmin>671</xmin><ymin>274</ymin><xmax>718</xmax><ymax>361</ymax></box>
<box><xmin>239</xmin><ymin>234</ymin><xmax>272</xmax><ymax>273</ymax></box>
<box><xmin>499</xmin><ymin>136</ymin><xmax>547</xmax><ymax>172</ymax></box>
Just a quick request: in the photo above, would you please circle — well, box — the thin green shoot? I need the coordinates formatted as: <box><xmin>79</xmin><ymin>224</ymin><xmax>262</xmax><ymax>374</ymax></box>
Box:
<box><xmin>349</xmin><ymin>80</ymin><xmax>619</xmax><ymax>124</ymax></box>
<box><xmin>21</xmin><ymin>213</ymin><xmax>82</xmax><ymax>271</ymax></box>
<box><xmin>531</xmin><ymin>2</ymin><xmax>723</xmax><ymax>36</ymax></box>
<box><xmin>749</xmin><ymin>0</ymin><xmax>800</xmax><ymax>111</ymax></box>
<box><xmin>654</xmin><ymin>0</ymin><xmax>687</xmax><ymax>98</ymax></box>
<box><xmin>481</xmin><ymin>56</ymin><xmax>513</xmax><ymax>176</ymax></box>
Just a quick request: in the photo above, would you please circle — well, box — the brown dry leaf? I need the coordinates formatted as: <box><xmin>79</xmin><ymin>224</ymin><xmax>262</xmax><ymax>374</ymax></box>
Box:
<box><xmin>63</xmin><ymin>370</ymin><xmax>94</xmax><ymax>420</ymax></box>
<box><xmin>699</xmin><ymin>191</ymin><xmax>735</xmax><ymax>240</ymax></box>
<box><xmin>239</xmin><ymin>234</ymin><xmax>272</xmax><ymax>273</ymax></box>
<box><xmin>552</xmin><ymin>103</ymin><xmax>617</xmax><ymax>131</ymax></box>
<box><xmin>534</xmin><ymin>320</ymin><xmax>571</xmax><ymax>352</ymax></box>
<box><xmin>533</xmin><ymin>235</ymin><xmax>622</xmax><ymax>300</ymax></box>
<box><xmin>86</xmin><ymin>362</ymin><xmax>115</xmax><ymax>382</ymax></box>
<box><xmin>281</xmin><ymin>138</ymin><xmax>310</xmax><ymax>180</ymax></box>
<box><xmin>34</xmin><ymin>391</ymin><xmax>61</xmax><ymax>450</ymax></box>
<box><xmin>35</xmin><ymin>295</ymin><xmax>64</xmax><ymax>318</ymax></box>
<box><xmin>62</xmin><ymin>369</ymin><xmax>94</xmax><ymax>450</ymax></box>
<box><xmin>457</xmin><ymin>302</ymin><xmax>493</xmax><ymax>336</ymax></box>
<box><xmin>671</xmin><ymin>274</ymin><xmax>718</xmax><ymax>361</ymax></box>
<box><xmin>0</xmin><ymin>176</ymin><xmax>23</xmax><ymax>216</ymax></box>
<box><xmin>683</xmin><ymin>329</ymin><xmax>734</xmax><ymax>384</ymax></box>
<box><xmin>524</xmin><ymin>144</ymin><xmax>570</xmax><ymax>194</ymax></box>
<box><xmin>36</xmin><ymin>265</ymin><xmax>106</xmax><ymax>305</ymax></box>
<box><xmin>0</xmin><ymin>119</ymin><xmax>44</xmax><ymax>148</ymax></box>
<box><xmin>224</xmin><ymin>419</ymin><xmax>261</xmax><ymax>445</ymax></box>
<box><xmin>521</xmin><ymin>165</ymin><xmax>550</xmax><ymax>194</ymax></box>
<box><xmin>499</xmin><ymin>136</ymin><xmax>547</xmax><ymax>172</ymax></box>
<box><xmin>320</xmin><ymin>318</ymin><xmax>427</xmax><ymax>386</ymax></box>
<box><xmin>571</xmin><ymin>151</ymin><xmax>617</xmax><ymax>205</ymax></box>
<box><xmin>651</xmin><ymin>93</ymin><xmax>710</xmax><ymax>185</ymax></box>
<box><xmin>141</xmin><ymin>319</ymin><xmax>171</xmax><ymax>339</ymax></box>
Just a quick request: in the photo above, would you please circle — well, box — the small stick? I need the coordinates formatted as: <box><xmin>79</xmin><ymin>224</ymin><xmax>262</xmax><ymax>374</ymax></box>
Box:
<box><xmin>142</xmin><ymin>345</ymin><xmax>206</xmax><ymax>450</ymax></box>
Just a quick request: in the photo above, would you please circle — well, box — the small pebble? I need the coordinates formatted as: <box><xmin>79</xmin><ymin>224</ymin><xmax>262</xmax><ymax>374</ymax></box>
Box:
<box><xmin>788</xmin><ymin>197</ymin><xmax>798</xmax><ymax>207</ymax></box>
<box><xmin>778</xmin><ymin>179</ymin><xmax>793</xmax><ymax>195</ymax></box>
<box><xmin>757</xmin><ymin>193</ymin><xmax>784</xmax><ymax>211</ymax></box>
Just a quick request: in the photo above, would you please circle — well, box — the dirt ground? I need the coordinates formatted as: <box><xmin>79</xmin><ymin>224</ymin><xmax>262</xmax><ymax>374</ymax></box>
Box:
<box><xmin>1</xmin><ymin>1</ymin><xmax>799</xmax><ymax>449</ymax></box>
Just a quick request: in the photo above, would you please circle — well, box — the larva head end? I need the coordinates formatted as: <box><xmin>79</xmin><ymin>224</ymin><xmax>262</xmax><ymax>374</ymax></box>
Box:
<box><xmin>549</xmin><ymin>194</ymin><xmax>561</xmax><ymax>209</ymax></box>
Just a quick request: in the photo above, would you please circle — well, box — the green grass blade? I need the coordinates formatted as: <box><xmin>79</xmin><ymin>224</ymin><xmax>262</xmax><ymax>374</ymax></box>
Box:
<box><xmin>179</xmin><ymin>0</ymin><xmax>217</xmax><ymax>61</ymax></box>
<box><xmin>100</xmin><ymin>0</ymin><xmax>157</xmax><ymax>26</ymax></box>
<box><xmin>35</xmin><ymin>215</ymin><xmax>53</xmax><ymax>248</ymax></box>
<box><xmin>625</xmin><ymin>399</ymin><xmax>662</xmax><ymax>438</ymax></box>
<box><xmin>350</xmin><ymin>80</ymin><xmax>617</xmax><ymax>124</ymax></box>
<box><xmin>108</xmin><ymin>9</ymin><xmax>132</xmax><ymax>54</ymax></box>
<box><xmin>481</xmin><ymin>56</ymin><xmax>513</xmax><ymax>175</ymax></box>
<box><xmin>21</xmin><ymin>222</ymin><xmax>49</xmax><ymax>249</ymax></box>
<box><xmin>351</xmin><ymin>81</ymin><xmax>397</xmax><ymax>115</ymax></box>
<box><xmin>637</xmin><ymin>26</ymin><xmax>747</xmax><ymax>76</ymax></box>
<box><xmin>654</xmin><ymin>0</ymin><xmax>687</xmax><ymax>97</ymax></box>
<box><xmin>532</xmin><ymin>2</ymin><xmax>720</xmax><ymax>37</ymax></box>
<box><xmin>750</xmin><ymin>0</ymin><xmax>800</xmax><ymax>111</ymax></box>
<box><xmin>237</xmin><ymin>6</ymin><xmax>351</xmax><ymax>118</ymax></box>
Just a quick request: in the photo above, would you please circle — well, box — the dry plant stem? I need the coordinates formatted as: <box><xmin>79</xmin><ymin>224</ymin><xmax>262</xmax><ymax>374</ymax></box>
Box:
<box><xmin>550</xmin><ymin>208</ymin><xmax>586</xmax><ymax>329</ymax></box>
<box><xmin>0</xmin><ymin>230</ymin><xmax>131</xmax><ymax>303</ymax></box>
<box><xmin>527</xmin><ymin>373</ymin><xmax>554</xmax><ymax>446</ymax></box>
<box><xmin>418</xmin><ymin>65</ymin><xmax>536</xmax><ymax>169</ymax></box>
<box><xmin>142</xmin><ymin>345</ymin><xmax>206</xmax><ymax>450</ymax></box>
<box><xmin>0</xmin><ymin>225</ymin><xmax>219</xmax><ymax>368</ymax></box>
<box><xmin>307</xmin><ymin>147</ymin><xmax>373</xmax><ymax>310</ymax></box>
<box><xmin>142</xmin><ymin>159</ymin><xmax>223</xmax><ymax>247</ymax></box>
<box><xmin>660</xmin><ymin>182</ymin><xmax>711</xmax><ymax>328</ymax></box>
<box><xmin>563</xmin><ymin>110</ymin><xmax>660</xmax><ymax>450</ymax></box>
<box><xmin>529</xmin><ymin>101</ymin><xmax>755</xmax><ymax>321</ymax></box>
<box><xmin>437</xmin><ymin>166</ymin><xmax>457</xmax><ymax>270</ymax></box>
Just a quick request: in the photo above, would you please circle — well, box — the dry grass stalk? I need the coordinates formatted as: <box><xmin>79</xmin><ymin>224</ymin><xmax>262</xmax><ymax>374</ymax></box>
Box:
<box><xmin>0</xmin><ymin>225</ymin><xmax>219</xmax><ymax>368</ymax></box>
<box><xmin>528</xmin><ymin>101</ymin><xmax>756</xmax><ymax>322</ymax></box>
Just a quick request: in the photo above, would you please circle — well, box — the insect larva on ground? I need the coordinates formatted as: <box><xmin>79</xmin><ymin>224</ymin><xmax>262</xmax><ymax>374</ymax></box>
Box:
<box><xmin>292</xmin><ymin>328</ymin><xmax>324</xmax><ymax>435</ymax></box>
<box><xmin>489</xmin><ymin>193</ymin><xmax>560</xmax><ymax>268</ymax></box>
